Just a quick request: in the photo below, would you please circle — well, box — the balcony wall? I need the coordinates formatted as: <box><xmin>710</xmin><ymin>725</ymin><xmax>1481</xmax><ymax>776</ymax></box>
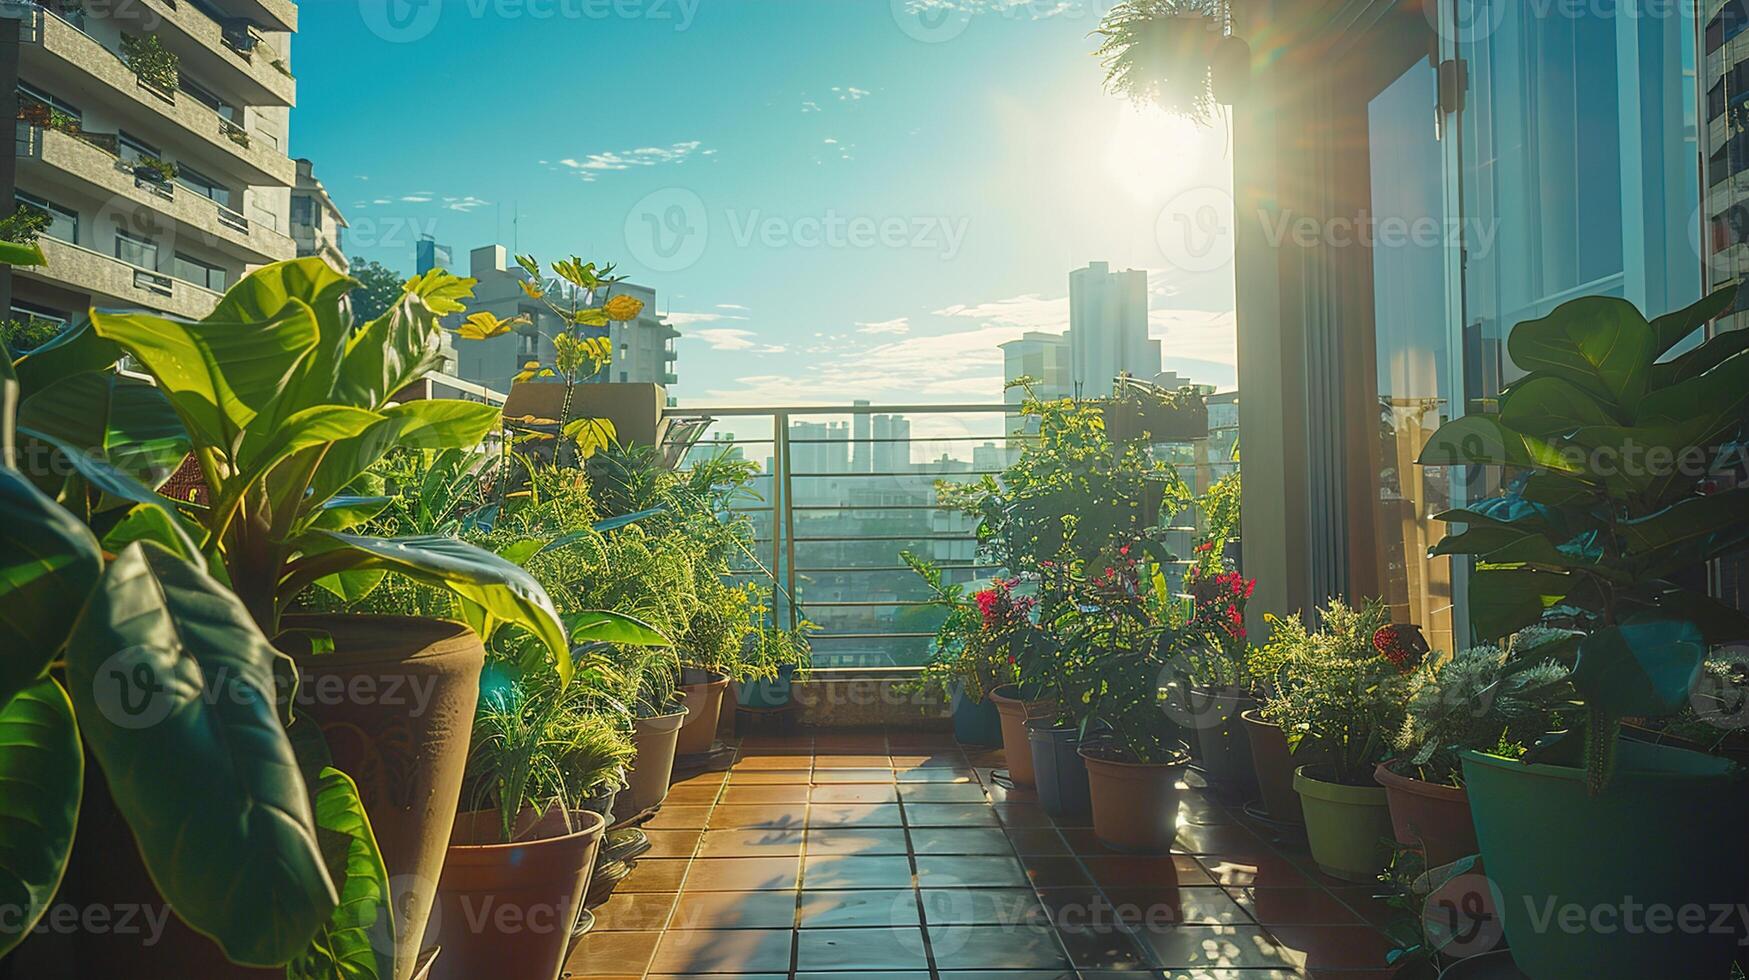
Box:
<box><xmin>20</xmin><ymin>236</ymin><xmax>223</xmax><ymax>320</ymax></box>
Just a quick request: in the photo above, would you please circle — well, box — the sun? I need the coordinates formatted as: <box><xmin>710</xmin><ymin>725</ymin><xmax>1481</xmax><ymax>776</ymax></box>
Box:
<box><xmin>1104</xmin><ymin>102</ymin><xmax>1225</xmax><ymax>202</ymax></box>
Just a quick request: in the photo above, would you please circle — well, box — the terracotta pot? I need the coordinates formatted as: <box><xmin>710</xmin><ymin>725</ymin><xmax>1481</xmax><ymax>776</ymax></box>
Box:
<box><xmin>1375</xmin><ymin>761</ymin><xmax>1480</xmax><ymax>871</ymax></box>
<box><xmin>674</xmin><ymin>669</ymin><xmax>729</xmax><ymax>756</ymax></box>
<box><xmin>1241</xmin><ymin>709</ymin><xmax>1303</xmax><ymax>824</ymax></box>
<box><xmin>1079</xmin><ymin>745</ymin><xmax>1191</xmax><ymax>854</ymax></box>
<box><xmin>285</xmin><ymin>615</ymin><xmax>485</xmax><ymax>980</ymax></box>
<box><xmin>612</xmin><ymin>707</ymin><xmax>688</xmax><ymax>823</ymax></box>
<box><xmin>989</xmin><ymin>686</ymin><xmax>1058</xmax><ymax>787</ymax></box>
<box><xmin>431</xmin><ymin>807</ymin><xmax>606</xmax><ymax>980</ymax></box>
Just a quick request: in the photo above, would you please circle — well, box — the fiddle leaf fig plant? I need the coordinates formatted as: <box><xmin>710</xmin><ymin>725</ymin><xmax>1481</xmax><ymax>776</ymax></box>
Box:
<box><xmin>0</xmin><ymin>248</ymin><xmax>339</xmax><ymax>965</ymax></box>
<box><xmin>1417</xmin><ymin>285</ymin><xmax>1749</xmax><ymax>791</ymax></box>
<box><xmin>20</xmin><ymin>258</ymin><xmax>572</xmax><ymax>683</ymax></box>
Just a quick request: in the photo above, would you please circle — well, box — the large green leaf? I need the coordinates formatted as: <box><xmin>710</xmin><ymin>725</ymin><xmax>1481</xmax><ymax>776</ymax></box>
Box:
<box><xmin>1498</xmin><ymin>375</ymin><xmax>1618</xmax><ymax>440</ymax></box>
<box><xmin>102</xmin><ymin>504</ymin><xmax>206</xmax><ymax>566</ymax></box>
<box><xmin>9</xmin><ymin>319</ymin><xmax>121</xmax><ymax>402</ymax></box>
<box><xmin>1570</xmin><ymin>619</ymin><xmax>1704</xmax><ymax>719</ymax></box>
<box><xmin>0</xmin><ymin>241</ymin><xmax>45</xmax><ymax>266</ymax></box>
<box><xmin>1635</xmin><ymin>347</ymin><xmax>1749</xmax><ymax>440</ymax></box>
<box><xmin>309</xmin><ymin>496</ymin><xmax>393</xmax><ymax>532</ymax></box>
<box><xmin>566</xmin><ymin>609</ymin><xmax>671</xmax><ymax>648</ymax></box>
<box><xmin>18</xmin><ymin>372</ymin><xmax>190</xmax><ymax>489</ymax></box>
<box><xmin>1466</xmin><ymin>567</ymin><xmax>1572</xmax><ymax>640</ymax></box>
<box><xmin>1620</xmin><ymin>487</ymin><xmax>1749</xmax><ymax>575</ymax></box>
<box><xmin>1416</xmin><ymin>415</ymin><xmax>1584</xmax><ymax>473</ymax></box>
<box><xmin>1650</xmin><ymin>327</ymin><xmax>1749</xmax><ymax>388</ymax></box>
<box><xmin>1508</xmin><ymin>296</ymin><xmax>1654</xmax><ymax>410</ymax></box>
<box><xmin>65</xmin><ymin>544</ymin><xmax>335</xmax><ymax>965</ymax></box>
<box><xmin>0</xmin><ymin>467</ymin><xmax>102</xmax><ymax>708</ymax></box>
<box><xmin>285</xmin><ymin>767</ymin><xmax>393</xmax><ymax>980</ymax></box>
<box><xmin>90</xmin><ymin>301</ymin><xmax>321</xmax><ymax>452</ymax></box>
<box><xmin>17</xmin><ymin>425</ymin><xmax>199</xmax><ymax>544</ymax></box>
<box><xmin>0</xmin><ymin>677</ymin><xmax>81</xmax><ymax>959</ymax></box>
<box><xmin>1649</xmin><ymin>284</ymin><xmax>1736</xmax><ymax>357</ymax></box>
<box><xmin>293</xmin><ymin>532</ymin><xmax>569</xmax><ymax>684</ymax></box>
<box><xmin>386</xmin><ymin>400</ymin><xmax>501</xmax><ymax>452</ymax></box>
<box><xmin>235</xmin><ymin>406</ymin><xmax>384</xmax><ymax>483</ymax></box>
<box><xmin>334</xmin><ymin>284</ymin><xmax>455</xmax><ymax>410</ymax></box>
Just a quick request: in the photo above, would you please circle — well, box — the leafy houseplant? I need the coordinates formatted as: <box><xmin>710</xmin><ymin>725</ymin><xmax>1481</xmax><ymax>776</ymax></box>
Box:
<box><xmin>0</xmin><ymin>245</ymin><xmax>357</xmax><ymax>973</ymax></box>
<box><xmin>1414</xmin><ymin>286</ymin><xmax>1749</xmax><ymax>978</ymax></box>
<box><xmin>1091</xmin><ymin>0</ymin><xmax>1251</xmax><ymax>124</ymax></box>
<box><xmin>121</xmin><ymin>33</ymin><xmax>181</xmax><ymax>96</ymax></box>
<box><xmin>132</xmin><ymin>156</ymin><xmax>178</xmax><ymax>185</ymax></box>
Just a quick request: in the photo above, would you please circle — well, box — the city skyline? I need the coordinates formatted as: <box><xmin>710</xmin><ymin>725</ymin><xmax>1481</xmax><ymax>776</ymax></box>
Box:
<box><xmin>287</xmin><ymin>2</ymin><xmax>1238</xmax><ymax>408</ymax></box>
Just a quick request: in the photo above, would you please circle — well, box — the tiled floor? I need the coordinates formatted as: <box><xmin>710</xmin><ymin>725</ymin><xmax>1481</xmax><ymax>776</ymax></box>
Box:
<box><xmin>566</xmin><ymin>731</ymin><xmax>1399</xmax><ymax>979</ymax></box>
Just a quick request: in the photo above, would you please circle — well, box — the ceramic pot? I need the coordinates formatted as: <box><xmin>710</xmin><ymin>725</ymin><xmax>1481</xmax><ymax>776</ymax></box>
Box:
<box><xmin>674</xmin><ymin>669</ymin><xmax>729</xmax><ymax>756</ymax></box>
<box><xmin>1241</xmin><ymin>709</ymin><xmax>1303</xmax><ymax>824</ymax></box>
<box><xmin>1080</xmin><ymin>745</ymin><xmax>1191</xmax><ymax>854</ymax></box>
<box><xmin>1027</xmin><ymin>721</ymin><xmax>1092</xmax><ymax>818</ymax></box>
<box><xmin>430</xmin><ymin>807</ymin><xmax>606</xmax><ymax>980</ymax></box>
<box><xmin>1293</xmin><ymin>765</ymin><xmax>1392</xmax><ymax>882</ymax></box>
<box><xmin>613</xmin><ymin>707</ymin><xmax>687</xmax><ymax>823</ymax></box>
<box><xmin>1375</xmin><ymin>761</ymin><xmax>1479</xmax><ymax>871</ymax></box>
<box><xmin>989</xmin><ymin>686</ymin><xmax>1058</xmax><ymax>787</ymax></box>
<box><xmin>950</xmin><ymin>686</ymin><xmax>1003</xmax><ymax>746</ymax></box>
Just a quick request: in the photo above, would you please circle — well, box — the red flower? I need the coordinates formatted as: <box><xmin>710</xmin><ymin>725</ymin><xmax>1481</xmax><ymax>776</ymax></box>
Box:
<box><xmin>1373</xmin><ymin>624</ymin><xmax>1430</xmax><ymax>671</ymax></box>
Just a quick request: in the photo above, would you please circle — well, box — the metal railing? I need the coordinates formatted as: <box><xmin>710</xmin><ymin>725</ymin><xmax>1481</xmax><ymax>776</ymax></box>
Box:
<box><xmin>663</xmin><ymin>403</ymin><xmax>1238</xmax><ymax>673</ymax></box>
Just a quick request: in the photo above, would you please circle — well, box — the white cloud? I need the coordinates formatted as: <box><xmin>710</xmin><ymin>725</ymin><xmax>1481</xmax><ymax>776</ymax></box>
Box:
<box><xmin>442</xmin><ymin>195</ymin><xmax>491</xmax><ymax>213</ymax></box>
<box><xmin>716</xmin><ymin>303</ymin><xmax>751</xmax><ymax>311</ymax></box>
<box><xmin>690</xmin><ymin>328</ymin><xmax>785</xmax><ymax>353</ymax></box>
<box><xmin>905</xmin><ymin>0</ymin><xmax>1077</xmax><ymax>17</ymax></box>
<box><xmin>801</xmin><ymin>100</ymin><xmax>821</xmax><ymax>113</ymax></box>
<box><xmin>856</xmin><ymin>317</ymin><xmax>910</xmax><ymax>335</ymax></box>
<box><xmin>400</xmin><ymin>193</ymin><xmax>434</xmax><ymax>203</ymax></box>
<box><xmin>933</xmin><ymin>293</ymin><xmax>1068</xmax><ymax>332</ymax></box>
<box><xmin>557</xmin><ymin>142</ymin><xmax>708</xmax><ymax>182</ymax></box>
<box><xmin>666</xmin><ymin>310</ymin><xmax>750</xmax><ymax>327</ymax></box>
<box><xmin>832</xmin><ymin>86</ymin><xmax>871</xmax><ymax>101</ymax></box>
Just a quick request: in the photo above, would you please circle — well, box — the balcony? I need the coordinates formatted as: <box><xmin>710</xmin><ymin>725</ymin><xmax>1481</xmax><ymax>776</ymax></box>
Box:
<box><xmin>17</xmin><ymin>5</ymin><xmax>295</xmax><ymax>187</ymax></box>
<box><xmin>19</xmin><ymin>235</ymin><xmax>223</xmax><ymax>320</ymax></box>
<box><xmin>16</xmin><ymin>124</ymin><xmax>295</xmax><ymax>265</ymax></box>
<box><xmin>124</xmin><ymin>0</ymin><xmax>298</xmax><ymax>108</ymax></box>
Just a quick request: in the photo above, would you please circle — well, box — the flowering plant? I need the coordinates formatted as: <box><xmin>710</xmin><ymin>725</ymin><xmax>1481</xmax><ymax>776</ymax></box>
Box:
<box><xmin>906</xmin><ymin>553</ymin><xmax>1021</xmax><ymax>703</ymax></box>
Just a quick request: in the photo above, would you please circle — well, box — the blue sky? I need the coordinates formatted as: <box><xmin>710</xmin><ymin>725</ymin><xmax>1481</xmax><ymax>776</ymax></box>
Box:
<box><xmin>291</xmin><ymin>0</ymin><xmax>1236</xmax><ymax>407</ymax></box>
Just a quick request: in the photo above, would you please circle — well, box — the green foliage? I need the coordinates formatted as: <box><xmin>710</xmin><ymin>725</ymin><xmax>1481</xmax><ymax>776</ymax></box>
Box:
<box><xmin>1261</xmin><ymin>598</ymin><xmax>1407</xmax><ymax>785</ymax></box>
<box><xmin>1092</xmin><ymin>0</ymin><xmax>1224</xmax><ymax>124</ymax></box>
<box><xmin>1392</xmin><ymin>632</ymin><xmax>1574</xmax><ymax>786</ymax></box>
<box><xmin>1415</xmin><ymin>285</ymin><xmax>1749</xmax><ymax>789</ymax></box>
<box><xmin>903</xmin><ymin>551</ymin><xmax>1015</xmax><ymax>703</ymax></box>
<box><xmin>0</xmin><ymin>205</ymin><xmax>49</xmax><ymax>246</ymax></box>
<box><xmin>121</xmin><ymin>33</ymin><xmax>180</xmax><ymax>92</ymax></box>
<box><xmin>345</xmin><ymin>259</ymin><xmax>407</xmax><ymax>324</ymax></box>
<box><xmin>0</xmin><ymin>316</ymin><xmax>65</xmax><ymax>353</ymax></box>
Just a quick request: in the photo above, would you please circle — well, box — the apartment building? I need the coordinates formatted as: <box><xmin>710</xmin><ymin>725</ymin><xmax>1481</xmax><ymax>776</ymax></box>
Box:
<box><xmin>290</xmin><ymin>156</ymin><xmax>346</xmax><ymax>274</ymax></box>
<box><xmin>455</xmin><ymin>243</ymin><xmax>680</xmax><ymax>396</ymax></box>
<box><xmin>6</xmin><ymin>0</ymin><xmax>299</xmax><ymax>328</ymax></box>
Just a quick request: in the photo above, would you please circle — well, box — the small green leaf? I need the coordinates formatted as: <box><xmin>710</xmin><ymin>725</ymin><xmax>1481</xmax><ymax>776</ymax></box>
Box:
<box><xmin>565</xmin><ymin>609</ymin><xmax>671</xmax><ymax>648</ymax></box>
<box><xmin>0</xmin><ymin>678</ymin><xmax>82</xmax><ymax>960</ymax></box>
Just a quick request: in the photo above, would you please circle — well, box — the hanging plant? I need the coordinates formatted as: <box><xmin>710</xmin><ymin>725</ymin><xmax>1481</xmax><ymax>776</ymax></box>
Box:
<box><xmin>1092</xmin><ymin>0</ymin><xmax>1249</xmax><ymax>124</ymax></box>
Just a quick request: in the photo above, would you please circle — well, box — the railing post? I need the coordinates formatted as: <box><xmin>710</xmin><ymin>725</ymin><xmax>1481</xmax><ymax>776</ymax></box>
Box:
<box><xmin>773</xmin><ymin>410</ymin><xmax>798</xmax><ymax>632</ymax></box>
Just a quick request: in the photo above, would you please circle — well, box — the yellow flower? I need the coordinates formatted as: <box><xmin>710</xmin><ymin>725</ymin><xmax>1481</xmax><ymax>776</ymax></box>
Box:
<box><xmin>603</xmin><ymin>294</ymin><xmax>644</xmax><ymax>322</ymax></box>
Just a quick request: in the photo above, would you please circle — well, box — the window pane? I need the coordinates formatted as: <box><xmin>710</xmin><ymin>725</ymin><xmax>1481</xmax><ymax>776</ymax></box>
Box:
<box><xmin>116</xmin><ymin>233</ymin><xmax>157</xmax><ymax>269</ymax></box>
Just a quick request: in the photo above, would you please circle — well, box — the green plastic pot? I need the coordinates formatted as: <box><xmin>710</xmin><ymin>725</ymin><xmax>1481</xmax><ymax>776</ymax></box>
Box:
<box><xmin>1293</xmin><ymin>765</ymin><xmax>1392</xmax><ymax>882</ymax></box>
<box><xmin>1462</xmin><ymin>740</ymin><xmax>1749</xmax><ymax>980</ymax></box>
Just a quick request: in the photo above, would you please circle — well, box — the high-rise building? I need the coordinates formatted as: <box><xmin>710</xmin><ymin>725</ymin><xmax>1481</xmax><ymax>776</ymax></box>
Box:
<box><xmin>416</xmin><ymin>234</ymin><xmax>452</xmax><ymax>276</ymax></box>
<box><xmin>871</xmin><ymin>414</ymin><xmax>910</xmax><ymax>472</ymax></box>
<box><xmin>1068</xmin><ymin>261</ymin><xmax>1159</xmax><ymax>398</ymax></box>
<box><xmin>452</xmin><ymin>244</ymin><xmax>679</xmax><ymax>395</ymax></box>
<box><xmin>291</xmin><ymin>158</ymin><xmax>347</xmax><ymax>273</ymax></box>
<box><xmin>1000</xmin><ymin>330</ymin><xmax>1071</xmax><ymax>437</ymax></box>
<box><xmin>851</xmin><ymin>399</ymin><xmax>872</xmax><ymax>472</ymax></box>
<box><xmin>6</xmin><ymin>0</ymin><xmax>302</xmax><ymax>326</ymax></box>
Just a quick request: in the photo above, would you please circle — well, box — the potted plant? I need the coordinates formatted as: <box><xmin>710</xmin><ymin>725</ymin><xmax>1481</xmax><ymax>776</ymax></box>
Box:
<box><xmin>1101</xmin><ymin>375</ymin><xmax>1210</xmax><ymax>444</ymax></box>
<box><xmin>1091</xmin><ymin>0</ymin><xmax>1250</xmax><ymax>125</ymax></box>
<box><xmin>906</xmin><ymin>552</ymin><xmax>1015</xmax><ymax>746</ymax></box>
<box><xmin>431</xmin><ymin>670</ymin><xmax>621</xmax><ymax>980</ymax></box>
<box><xmin>17</xmin><ymin>258</ymin><xmax>596</xmax><ymax>978</ymax></box>
<box><xmin>734</xmin><ymin>611</ymin><xmax>815</xmax><ymax>710</ymax></box>
<box><xmin>132</xmin><ymin>156</ymin><xmax>177</xmax><ymax>185</ymax></box>
<box><xmin>1382</xmin><ymin>629</ymin><xmax>1571</xmax><ymax>871</ymax></box>
<box><xmin>1239</xmin><ymin>611</ymin><xmax>1310</xmax><ymax>823</ymax></box>
<box><xmin>1416</xmin><ymin>285</ymin><xmax>1749</xmax><ymax>979</ymax></box>
<box><xmin>1263</xmin><ymin>598</ymin><xmax>1409</xmax><ymax>881</ymax></box>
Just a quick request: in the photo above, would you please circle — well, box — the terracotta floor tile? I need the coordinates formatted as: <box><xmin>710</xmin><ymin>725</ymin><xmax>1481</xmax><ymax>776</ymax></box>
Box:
<box><xmin>1175</xmin><ymin>822</ymin><xmax>1269</xmax><ymax>855</ymax></box>
<box><xmin>798</xmin><ymin>888</ymin><xmax>922</xmax><ymax>927</ymax></box>
<box><xmin>899</xmin><ymin>782</ymin><xmax>990</xmax><ymax>803</ymax></box>
<box><xmin>991</xmin><ymin>803</ymin><xmax>1057</xmax><ymax>828</ymax></box>
<box><xmin>795</xmin><ymin>926</ymin><xmax>931</xmax><ymax>971</ymax></box>
<box><xmin>887</xmin><ymin>731</ymin><xmax>960</xmax><ymax>748</ymax></box>
<box><xmin>1196</xmin><ymin>853</ymin><xmax>1317</xmax><ymax>889</ymax></box>
<box><xmin>1081</xmin><ymin>855</ymin><xmax>1210</xmax><ymax>889</ymax></box>
<box><xmin>564</xmin><ymin>929</ymin><xmax>661</xmax><ymax>975</ymax></box>
<box><xmin>641</xmin><ymin>829</ymin><xmax>702</xmax><ymax>858</ymax></box>
<box><xmin>892</xmin><ymin>753</ymin><xmax>973</xmax><ymax>769</ymax></box>
<box><xmin>722</xmin><ymin>784</ymin><xmax>812</xmax><ymax>804</ymax></box>
<box><xmin>802</xmin><ymin>853</ymin><xmax>916</xmax><ymax>889</ymax></box>
<box><xmin>662</xmin><ymin>783</ymin><xmax>723</xmax><ymax>805</ymax></box>
<box><xmin>648</xmin><ymin>928</ymin><xmax>794</xmax><ymax>973</ymax></box>
<box><xmin>908</xmin><ymin>826</ymin><xmax>1014</xmax><ymax>855</ymax></box>
<box><xmin>642</xmin><ymin>804</ymin><xmax>712</xmax><ymax>830</ymax></box>
<box><xmin>1263</xmin><ymin>924</ymin><xmax>1395</xmax><ymax>971</ymax></box>
<box><xmin>1005</xmin><ymin>827</ymin><xmax>1072</xmax><ymax>855</ymax></box>
<box><xmin>669</xmin><ymin>889</ymin><xmax>799</xmax><ymax>930</ymax></box>
<box><xmin>590</xmin><ymin>890</ymin><xmax>678</xmax><ymax>931</ymax></box>
<box><xmin>804</xmin><ymin>826</ymin><xmax>911</xmax><ymax>856</ymax></box>
<box><xmin>682</xmin><ymin>856</ymin><xmax>801</xmax><ymax>891</ymax></box>
<box><xmin>905</xmin><ymin>803</ymin><xmax>1001</xmax><ymax>827</ymax></box>
<box><xmin>726</xmin><ymin>769</ymin><xmax>814</xmax><ymax>785</ymax></box>
<box><xmin>810</xmin><ymin>783</ymin><xmax>901</xmax><ymax>804</ymax></box>
<box><xmin>914</xmin><ymin>854</ymin><xmax>1031</xmax><ymax>888</ymax></box>
<box><xmin>671</xmin><ymin>769</ymin><xmax>728</xmax><ymax>787</ymax></box>
<box><xmin>927</xmin><ymin>923</ymin><xmax>1073</xmax><ymax>971</ymax></box>
<box><xmin>1237</xmin><ymin>887</ymin><xmax>1364</xmax><ymax>926</ymax></box>
<box><xmin>1053</xmin><ymin>920</ymin><xmax>1155</xmax><ymax>970</ymax></box>
<box><xmin>1020</xmin><ymin>855</ymin><xmax>1094</xmax><ymax>888</ymax></box>
<box><xmin>695</xmin><ymin>828</ymin><xmax>806</xmax><ymax>858</ymax></box>
<box><xmin>736</xmin><ymin>753</ymin><xmax>817</xmax><ymax>770</ymax></box>
<box><xmin>706</xmin><ymin>803</ymin><xmax>809</xmax><ymax>830</ymax></box>
<box><xmin>812</xmin><ymin>753</ymin><xmax>894</xmax><ymax>768</ymax></box>
<box><xmin>811</xmin><ymin>767</ymin><xmax>897</xmax><ymax>783</ymax></box>
<box><xmin>808</xmin><ymin>802</ymin><xmax>906</xmax><ymax>828</ymax></box>
<box><xmin>1327</xmin><ymin>885</ymin><xmax>1397</xmax><ymax>927</ymax></box>
<box><xmin>895</xmin><ymin>766</ymin><xmax>979</xmax><ymax>782</ymax></box>
<box><xmin>619</xmin><ymin>858</ymin><xmax>692</xmax><ymax>892</ymax></box>
<box><xmin>812</xmin><ymin>733</ymin><xmax>891</xmax><ymax>751</ymax></box>
<box><xmin>1136</xmin><ymin>923</ymin><xmax>1308</xmax><ymax>971</ymax></box>
<box><xmin>1100</xmin><ymin>885</ymin><xmax>1254</xmax><ymax>927</ymax></box>
<box><xmin>919</xmin><ymin>887</ymin><xmax>1048</xmax><ymax>927</ymax></box>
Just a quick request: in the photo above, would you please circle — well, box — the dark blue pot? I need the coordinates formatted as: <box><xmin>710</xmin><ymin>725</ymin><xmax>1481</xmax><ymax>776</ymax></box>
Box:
<box><xmin>951</xmin><ymin>687</ymin><xmax>1003</xmax><ymax>746</ymax></box>
<box><xmin>736</xmin><ymin>663</ymin><xmax>796</xmax><ymax>708</ymax></box>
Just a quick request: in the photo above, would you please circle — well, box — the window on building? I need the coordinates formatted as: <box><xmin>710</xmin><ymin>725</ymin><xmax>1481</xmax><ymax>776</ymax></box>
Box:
<box><xmin>17</xmin><ymin>81</ymin><xmax>81</xmax><ymax>121</ymax></box>
<box><xmin>178</xmin><ymin>75</ymin><xmax>237</xmax><ymax>123</ymax></box>
<box><xmin>15</xmin><ymin>190</ymin><xmax>78</xmax><ymax>245</ymax></box>
<box><xmin>115</xmin><ymin>229</ymin><xmax>158</xmax><ymax>270</ymax></box>
<box><xmin>172</xmin><ymin>253</ymin><xmax>227</xmax><ymax>292</ymax></box>
<box><xmin>118</xmin><ymin>131</ymin><xmax>163</xmax><ymax>165</ymax></box>
<box><xmin>174</xmin><ymin>164</ymin><xmax>232</xmax><ymax>209</ymax></box>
